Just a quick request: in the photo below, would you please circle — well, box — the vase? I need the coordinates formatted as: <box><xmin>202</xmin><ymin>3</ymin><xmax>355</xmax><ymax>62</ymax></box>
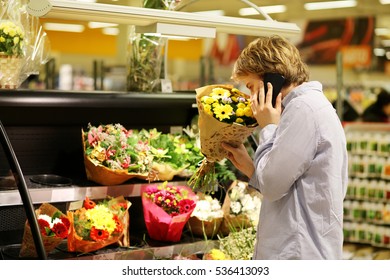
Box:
<box><xmin>0</xmin><ymin>54</ymin><xmax>23</xmax><ymax>89</ymax></box>
<box><xmin>127</xmin><ymin>26</ymin><xmax>167</xmax><ymax>92</ymax></box>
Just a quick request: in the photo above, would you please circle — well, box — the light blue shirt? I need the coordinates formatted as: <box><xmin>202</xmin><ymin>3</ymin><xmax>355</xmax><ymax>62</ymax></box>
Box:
<box><xmin>249</xmin><ymin>81</ymin><xmax>348</xmax><ymax>259</ymax></box>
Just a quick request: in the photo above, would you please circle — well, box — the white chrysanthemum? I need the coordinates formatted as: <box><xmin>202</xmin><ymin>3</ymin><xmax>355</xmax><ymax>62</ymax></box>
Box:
<box><xmin>192</xmin><ymin>196</ymin><xmax>223</xmax><ymax>220</ymax></box>
<box><xmin>240</xmin><ymin>194</ymin><xmax>256</xmax><ymax>212</ymax></box>
<box><xmin>230</xmin><ymin>201</ymin><xmax>242</xmax><ymax>214</ymax></box>
<box><xmin>38</xmin><ymin>214</ymin><xmax>52</xmax><ymax>225</ymax></box>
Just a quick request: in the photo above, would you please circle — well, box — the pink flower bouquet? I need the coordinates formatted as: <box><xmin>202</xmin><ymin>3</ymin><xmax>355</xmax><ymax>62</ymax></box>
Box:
<box><xmin>141</xmin><ymin>182</ymin><xmax>197</xmax><ymax>242</ymax></box>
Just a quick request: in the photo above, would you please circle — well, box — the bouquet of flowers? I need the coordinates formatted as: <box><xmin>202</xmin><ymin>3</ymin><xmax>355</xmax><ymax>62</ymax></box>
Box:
<box><xmin>137</xmin><ymin>128</ymin><xmax>191</xmax><ymax>181</ymax></box>
<box><xmin>141</xmin><ymin>181</ymin><xmax>197</xmax><ymax>242</ymax></box>
<box><xmin>67</xmin><ymin>196</ymin><xmax>131</xmax><ymax>253</ymax></box>
<box><xmin>188</xmin><ymin>85</ymin><xmax>257</xmax><ymax>193</ymax></box>
<box><xmin>82</xmin><ymin>123</ymin><xmax>152</xmax><ymax>185</ymax></box>
<box><xmin>83</xmin><ymin>124</ymin><xmax>204</xmax><ymax>185</ymax></box>
<box><xmin>0</xmin><ymin>21</ymin><xmax>24</xmax><ymax>56</ymax></box>
<box><xmin>0</xmin><ymin>1</ymin><xmax>50</xmax><ymax>89</ymax></box>
<box><xmin>19</xmin><ymin>203</ymin><xmax>70</xmax><ymax>258</ymax></box>
<box><xmin>218</xmin><ymin>226</ymin><xmax>257</xmax><ymax>260</ymax></box>
<box><xmin>219</xmin><ymin>180</ymin><xmax>262</xmax><ymax>236</ymax></box>
<box><xmin>187</xmin><ymin>193</ymin><xmax>224</xmax><ymax>239</ymax></box>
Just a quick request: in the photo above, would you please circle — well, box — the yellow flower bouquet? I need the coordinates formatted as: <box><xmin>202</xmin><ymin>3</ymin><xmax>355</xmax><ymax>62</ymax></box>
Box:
<box><xmin>188</xmin><ymin>85</ymin><xmax>258</xmax><ymax>193</ymax></box>
<box><xmin>0</xmin><ymin>20</ymin><xmax>24</xmax><ymax>89</ymax></box>
<box><xmin>0</xmin><ymin>21</ymin><xmax>24</xmax><ymax>56</ymax></box>
<box><xmin>67</xmin><ymin>196</ymin><xmax>131</xmax><ymax>253</ymax></box>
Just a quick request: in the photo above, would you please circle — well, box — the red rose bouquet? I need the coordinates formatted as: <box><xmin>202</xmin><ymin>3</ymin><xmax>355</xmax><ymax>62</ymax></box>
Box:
<box><xmin>19</xmin><ymin>203</ymin><xmax>70</xmax><ymax>258</ymax></box>
<box><xmin>67</xmin><ymin>196</ymin><xmax>131</xmax><ymax>253</ymax></box>
<box><xmin>141</xmin><ymin>181</ymin><xmax>197</xmax><ymax>242</ymax></box>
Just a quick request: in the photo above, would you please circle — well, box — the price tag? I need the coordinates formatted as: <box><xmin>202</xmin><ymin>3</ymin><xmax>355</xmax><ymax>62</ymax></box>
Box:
<box><xmin>161</xmin><ymin>79</ymin><xmax>173</xmax><ymax>93</ymax></box>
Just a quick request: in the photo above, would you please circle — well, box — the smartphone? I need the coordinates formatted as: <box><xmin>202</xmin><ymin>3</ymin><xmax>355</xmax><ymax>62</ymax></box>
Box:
<box><xmin>263</xmin><ymin>73</ymin><xmax>286</xmax><ymax>107</ymax></box>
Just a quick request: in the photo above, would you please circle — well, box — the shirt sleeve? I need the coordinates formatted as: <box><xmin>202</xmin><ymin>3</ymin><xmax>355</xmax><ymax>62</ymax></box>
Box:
<box><xmin>250</xmin><ymin>101</ymin><xmax>318</xmax><ymax>202</ymax></box>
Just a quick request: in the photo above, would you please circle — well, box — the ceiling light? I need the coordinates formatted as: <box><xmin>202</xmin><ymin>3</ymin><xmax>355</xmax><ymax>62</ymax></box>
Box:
<box><xmin>44</xmin><ymin>23</ymin><xmax>85</xmax><ymax>32</ymax></box>
<box><xmin>375</xmin><ymin>28</ymin><xmax>390</xmax><ymax>36</ymax></box>
<box><xmin>304</xmin><ymin>0</ymin><xmax>357</xmax><ymax>11</ymax></box>
<box><xmin>381</xmin><ymin>40</ymin><xmax>390</xmax><ymax>47</ymax></box>
<box><xmin>102</xmin><ymin>27</ymin><xmax>119</xmax><ymax>36</ymax></box>
<box><xmin>239</xmin><ymin>5</ymin><xmax>286</xmax><ymax>16</ymax></box>
<box><xmin>88</xmin><ymin>22</ymin><xmax>118</xmax><ymax>29</ymax></box>
<box><xmin>194</xmin><ymin>10</ymin><xmax>225</xmax><ymax>17</ymax></box>
<box><xmin>135</xmin><ymin>23</ymin><xmax>216</xmax><ymax>39</ymax></box>
<box><xmin>379</xmin><ymin>0</ymin><xmax>390</xmax><ymax>4</ymax></box>
<box><xmin>374</xmin><ymin>48</ymin><xmax>386</xmax><ymax>56</ymax></box>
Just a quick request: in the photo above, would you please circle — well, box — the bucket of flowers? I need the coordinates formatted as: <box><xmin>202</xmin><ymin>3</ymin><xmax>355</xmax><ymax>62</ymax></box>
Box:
<box><xmin>188</xmin><ymin>85</ymin><xmax>258</xmax><ymax>193</ymax></box>
<box><xmin>219</xmin><ymin>180</ymin><xmax>262</xmax><ymax>236</ymax></box>
<box><xmin>0</xmin><ymin>20</ymin><xmax>24</xmax><ymax>89</ymax></box>
<box><xmin>19</xmin><ymin>203</ymin><xmax>70</xmax><ymax>258</ymax></box>
<box><xmin>141</xmin><ymin>181</ymin><xmax>197</xmax><ymax>242</ymax></box>
<box><xmin>67</xmin><ymin>196</ymin><xmax>131</xmax><ymax>253</ymax></box>
<box><xmin>187</xmin><ymin>193</ymin><xmax>224</xmax><ymax>239</ymax></box>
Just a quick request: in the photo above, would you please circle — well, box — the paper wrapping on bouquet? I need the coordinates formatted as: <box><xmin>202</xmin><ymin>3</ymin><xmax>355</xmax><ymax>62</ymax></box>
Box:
<box><xmin>187</xmin><ymin>216</ymin><xmax>223</xmax><ymax>239</ymax></box>
<box><xmin>67</xmin><ymin>196</ymin><xmax>131</xmax><ymax>253</ymax></box>
<box><xmin>82</xmin><ymin>129</ymin><xmax>148</xmax><ymax>186</ymax></box>
<box><xmin>150</xmin><ymin>162</ymin><xmax>187</xmax><ymax>182</ymax></box>
<box><xmin>19</xmin><ymin>203</ymin><xmax>67</xmax><ymax>258</ymax></box>
<box><xmin>219</xmin><ymin>180</ymin><xmax>259</xmax><ymax>236</ymax></box>
<box><xmin>0</xmin><ymin>54</ymin><xmax>23</xmax><ymax>89</ymax></box>
<box><xmin>141</xmin><ymin>185</ymin><xmax>197</xmax><ymax>242</ymax></box>
<box><xmin>196</xmin><ymin>84</ymin><xmax>257</xmax><ymax>162</ymax></box>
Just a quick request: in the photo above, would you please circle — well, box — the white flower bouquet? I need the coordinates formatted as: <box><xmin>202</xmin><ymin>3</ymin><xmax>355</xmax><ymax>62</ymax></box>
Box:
<box><xmin>187</xmin><ymin>193</ymin><xmax>224</xmax><ymax>238</ymax></box>
<box><xmin>219</xmin><ymin>180</ymin><xmax>262</xmax><ymax>236</ymax></box>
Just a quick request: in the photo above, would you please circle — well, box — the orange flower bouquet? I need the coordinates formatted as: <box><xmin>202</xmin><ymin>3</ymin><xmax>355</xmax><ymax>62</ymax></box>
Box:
<box><xmin>141</xmin><ymin>182</ymin><xmax>197</xmax><ymax>242</ymax></box>
<box><xmin>67</xmin><ymin>196</ymin><xmax>131</xmax><ymax>253</ymax></box>
<box><xmin>19</xmin><ymin>203</ymin><xmax>70</xmax><ymax>258</ymax></box>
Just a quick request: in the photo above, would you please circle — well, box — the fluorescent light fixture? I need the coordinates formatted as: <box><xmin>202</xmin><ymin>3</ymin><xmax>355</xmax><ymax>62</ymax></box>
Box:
<box><xmin>135</xmin><ymin>22</ymin><xmax>216</xmax><ymax>39</ymax></box>
<box><xmin>374</xmin><ymin>48</ymin><xmax>386</xmax><ymax>56</ymax></box>
<box><xmin>239</xmin><ymin>5</ymin><xmax>286</xmax><ymax>16</ymax></box>
<box><xmin>375</xmin><ymin>28</ymin><xmax>390</xmax><ymax>36</ymax></box>
<box><xmin>381</xmin><ymin>40</ymin><xmax>390</xmax><ymax>47</ymax></box>
<box><xmin>379</xmin><ymin>0</ymin><xmax>390</xmax><ymax>4</ymax></box>
<box><xmin>76</xmin><ymin>0</ymin><xmax>96</xmax><ymax>2</ymax></box>
<box><xmin>44</xmin><ymin>22</ymin><xmax>85</xmax><ymax>32</ymax></box>
<box><xmin>47</xmin><ymin>1</ymin><xmax>301</xmax><ymax>38</ymax></box>
<box><xmin>304</xmin><ymin>0</ymin><xmax>357</xmax><ymax>10</ymax></box>
<box><xmin>194</xmin><ymin>10</ymin><xmax>225</xmax><ymax>17</ymax></box>
<box><xmin>88</xmin><ymin>21</ymin><xmax>118</xmax><ymax>29</ymax></box>
<box><xmin>102</xmin><ymin>27</ymin><xmax>119</xmax><ymax>36</ymax></box>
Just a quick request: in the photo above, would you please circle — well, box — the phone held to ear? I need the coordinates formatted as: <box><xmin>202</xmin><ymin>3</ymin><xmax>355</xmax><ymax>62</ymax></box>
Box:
<box><xmin>262</xmin><ymin>73</ymin><xmax>286</xmax><ymax>107</ymax></box>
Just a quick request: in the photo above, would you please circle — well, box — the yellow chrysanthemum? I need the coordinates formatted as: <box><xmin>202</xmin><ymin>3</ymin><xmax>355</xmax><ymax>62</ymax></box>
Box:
<box><xmin>237</xmin><ymin>103</ymin><xmax>246</xmax><ymax>109</ymax></box>
<box><xmin>209</xmin><ymin>249</ymin><xmax>228</xmax><ymax>260</ymax></box>
<box><xmin>213</xmin><ymin>104</ymin><xmax>233</xmax><ymax>121</ymax></box>
<box><xmin>244</xmin><ymin>107</ymin><xmax>253</xmax><ymax>117</ymax></box>
<box><xmin>203</xmin><ymin>104</ymin><xmax>213</xmax><ymax>116</ymax></box>
<box><xmin>85</xmin><ymin>205</ymin><xmax>116</xmax><ymax>234</ymax></box>
<box><xmin>236</xmin><ymin>107</ymin><xmax>245</xmax><ymax>117</ymax></box>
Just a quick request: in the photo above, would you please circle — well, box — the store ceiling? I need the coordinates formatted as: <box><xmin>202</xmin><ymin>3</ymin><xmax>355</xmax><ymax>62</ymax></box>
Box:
<box><xmin>96</xmin><ymin>0</ymin><xmax>390</xmax><ymax>27</ymax></box>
